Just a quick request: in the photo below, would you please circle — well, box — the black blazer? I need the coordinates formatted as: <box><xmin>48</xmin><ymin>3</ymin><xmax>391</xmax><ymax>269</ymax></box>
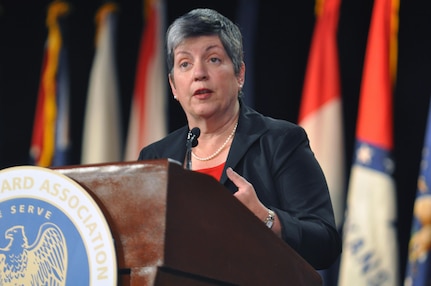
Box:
<box><xmin>138</xmin><ymin>99</ymin><xmax>342</xmax><ymax>269</ymax></box>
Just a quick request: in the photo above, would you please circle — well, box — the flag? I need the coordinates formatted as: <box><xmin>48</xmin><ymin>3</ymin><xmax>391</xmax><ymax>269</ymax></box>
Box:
<box><xmin>30</xmin><ymin>0</ymin><xmax>70</xmax><ymax>167</ymax></box>
<box><xmin>298</xmin><ymin>0</ymin><xmax>344</xmax><ymax>284</ymax></box>
<box><xmin>124</xmin><ymin>0</ymin><xmax>167</xmax><ymax>161</ymax></box>
<box><xmin>298</xmin><ymin>0</ymin><xmax>344</xmax><ymax>230</ymax></box>
<box><xmin>236</xmin><ymin>0</ymin><xmax>258</xmax><ymax>108</ymax></box>
<box><xmin>404</xmin><ymin>97</ymin><xmax>431</xmax><ymax>285</ymax></box>
<box><xmin>338</xmin><ymin>0</ymin><xmax>399</xmax><ymax>284</ymax></box>
<box><xmin>81</xmin><ymin>2</ymin><xmax>122</xmax><ymax>164</ymax></box>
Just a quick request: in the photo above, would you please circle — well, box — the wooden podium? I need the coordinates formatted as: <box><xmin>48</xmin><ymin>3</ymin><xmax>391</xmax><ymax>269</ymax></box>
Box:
<box><xmin>54</xmin><ymin>159</ymin><xmax>322</xmax><ymax>285</ymax></box>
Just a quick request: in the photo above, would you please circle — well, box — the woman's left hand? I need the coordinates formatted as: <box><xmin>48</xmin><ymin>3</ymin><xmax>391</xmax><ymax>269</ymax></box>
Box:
<box><xmin>226</xmin><ymin>167</ymin><xmax>268</xmax><ymax>219</ymax></box>
<box><xmin>227</xmin><ymin>167</ymin><xmax>281</xmax><ymax>236</ymax></box>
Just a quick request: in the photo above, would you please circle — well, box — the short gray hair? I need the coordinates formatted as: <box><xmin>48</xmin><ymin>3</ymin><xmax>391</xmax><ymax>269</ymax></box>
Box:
<box><xmin>166</xmin><ymin>8</ymin><xmax>244</xmax><ymax>76</ymax></box>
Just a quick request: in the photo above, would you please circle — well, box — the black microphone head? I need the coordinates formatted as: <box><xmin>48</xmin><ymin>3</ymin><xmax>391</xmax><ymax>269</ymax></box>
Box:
<box><xmin>191</xmin><ymin>127</ymin><xmax>200</xmax><ymax>138</ymax></box>
<box><xmin>191</xmin><ymin>127</ymin><xmax>200</xmax><ymax>147</ymax></box>
<box><xmin>187</xmin><ymin>127</ymin><xmax>200</xmax><ymax>147</ymax></box>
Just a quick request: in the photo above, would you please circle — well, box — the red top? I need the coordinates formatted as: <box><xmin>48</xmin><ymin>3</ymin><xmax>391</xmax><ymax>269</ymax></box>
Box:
<box><xmin>196</xmin><ymin>162</ymin><xmax>225</xmax><ymax>181</ymax></box>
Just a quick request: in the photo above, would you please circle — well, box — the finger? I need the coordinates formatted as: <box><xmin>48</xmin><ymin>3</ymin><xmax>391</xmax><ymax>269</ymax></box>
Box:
<box><xmin>226</xmin><ymin>167</ymin><xmax>248</xmax><ymax>188</ymax></box>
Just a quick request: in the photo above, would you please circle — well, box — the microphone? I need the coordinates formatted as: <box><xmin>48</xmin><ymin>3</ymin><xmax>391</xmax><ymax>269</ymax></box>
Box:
<box><xmin>185</xmin><ymin>127</ymin><xmax>200</xmax><ymax>170</ymax></box>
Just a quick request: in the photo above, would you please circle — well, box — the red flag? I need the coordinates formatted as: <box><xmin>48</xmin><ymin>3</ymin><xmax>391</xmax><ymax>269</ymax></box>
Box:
<box><xmin>356</xmin><ymin>0</ymin><xmax>398</xmax><ymax>149</ymax></box>
<box><xmin>338</xmin><ymin>0</ymin><xmax>399</xmax><ymax>284</ymax></box>
<box><xmin>124</xmin><ymin>0</ymin><xmax>167</xmax><ymax>161</ymax></box>
<box><xmin>298</xmin><ymin>0</ymin><xmax>345</xmax><ymax>229</ymax></box>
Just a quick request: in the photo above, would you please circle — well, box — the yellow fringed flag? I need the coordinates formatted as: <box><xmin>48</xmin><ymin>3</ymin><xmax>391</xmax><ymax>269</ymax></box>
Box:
<box><xmin>30</xmin><ymin>0</ymin><xmax>70</xmax><ymax>167</ymax></box>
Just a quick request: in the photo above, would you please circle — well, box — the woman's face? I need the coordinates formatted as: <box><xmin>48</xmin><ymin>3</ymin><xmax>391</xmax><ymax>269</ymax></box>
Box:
<box><xmin>169</xmin><ymin>35</ymin><xmax>244</xmax><ymax>121</ymax></box>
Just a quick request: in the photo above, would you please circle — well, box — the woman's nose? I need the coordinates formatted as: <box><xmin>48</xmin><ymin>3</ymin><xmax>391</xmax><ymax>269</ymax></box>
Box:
<box><xmin>193</xmin><ymin>61</ymin><xmax>208</xmax><ymax>81</ymax></box>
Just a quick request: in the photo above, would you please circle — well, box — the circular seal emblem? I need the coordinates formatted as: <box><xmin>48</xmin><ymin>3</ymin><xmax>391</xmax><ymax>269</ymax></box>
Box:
<box><xmin>0</xmin><ymin>166</ymin><xmax>117</xmax><ymax>285</ymax></box>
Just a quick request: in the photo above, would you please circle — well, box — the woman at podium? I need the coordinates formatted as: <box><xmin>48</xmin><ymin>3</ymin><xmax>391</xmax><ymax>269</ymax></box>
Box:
<box><xmin>138</xmin><ymin>8</ymin><xmax>341</xmax><ymax>270</ymax></box>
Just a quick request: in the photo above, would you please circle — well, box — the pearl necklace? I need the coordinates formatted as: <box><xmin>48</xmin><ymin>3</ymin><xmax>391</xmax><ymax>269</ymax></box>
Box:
<box><xmin>192</xmin><ymin>121</ymin><xmax>238</xmax><ymax>161</ymax></box>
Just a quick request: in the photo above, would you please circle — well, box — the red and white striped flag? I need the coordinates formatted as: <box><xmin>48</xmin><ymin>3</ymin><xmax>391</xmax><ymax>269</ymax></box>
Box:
<box><xmin>124</xmin><ymin>0</ymin><xmax>167</xmax><ymax>161</ymax></box>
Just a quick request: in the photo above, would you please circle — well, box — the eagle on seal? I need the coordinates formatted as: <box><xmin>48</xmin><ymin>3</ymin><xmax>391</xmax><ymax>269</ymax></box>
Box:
<box><xmin>0</xmin><ymin>222</ymin><xmax>67</xmax><ymax>285</ymax></box>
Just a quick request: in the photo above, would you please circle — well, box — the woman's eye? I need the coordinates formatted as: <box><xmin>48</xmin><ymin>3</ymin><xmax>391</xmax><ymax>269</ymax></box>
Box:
<box><xmin>210</xmin><ymin>57</ymin><xmax>221</xmax><ymax>63</ymax></box>
<box><xmin>179</xmin><ymin>62</ymin><xmax>189</xmax><ymax>68</ymax></box>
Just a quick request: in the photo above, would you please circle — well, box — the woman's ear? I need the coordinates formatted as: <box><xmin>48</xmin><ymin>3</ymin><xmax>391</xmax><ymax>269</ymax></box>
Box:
<box><xmin>238</xmin><ymin>62</ymin><xmax>246</xmax><ymax>88</ymax></box>
<box><xmin>168</xmin><ymin>73</ymin><xmax>178</xmax><ymax>99</ymax></box>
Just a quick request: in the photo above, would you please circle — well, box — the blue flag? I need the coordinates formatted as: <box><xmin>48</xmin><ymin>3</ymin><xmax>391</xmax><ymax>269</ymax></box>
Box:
<box><xmin>404</xmin><ymin>97</ymin><xmax>431</xmax><ymax>285</ymax></box>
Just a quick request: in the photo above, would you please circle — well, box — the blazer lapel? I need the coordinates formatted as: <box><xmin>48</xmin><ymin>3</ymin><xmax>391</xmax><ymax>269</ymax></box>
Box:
<box><xmin>220</xmin><ymin>103</ymin><xmax>267</xmax><ymax>185</ymax></box>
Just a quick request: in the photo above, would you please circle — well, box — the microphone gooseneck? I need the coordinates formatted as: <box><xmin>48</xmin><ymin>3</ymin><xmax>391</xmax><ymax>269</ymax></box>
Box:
<box><xmin>185</xmin><ymin>127</ymin><xmax>200</xmax><ymax>170</ymax></box>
